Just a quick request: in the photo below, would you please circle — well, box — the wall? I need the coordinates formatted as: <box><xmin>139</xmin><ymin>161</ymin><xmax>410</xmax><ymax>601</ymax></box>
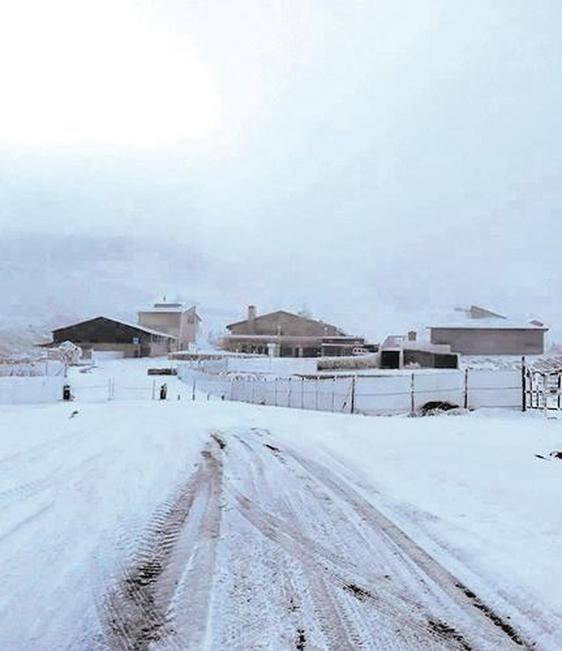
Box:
<box><xmin>138</xmin><ymin>311</ymin><xmax>180</xmax><ymax>338</ymax></box>
<box><xmin>138</xmin><ymin>311</ymin><xmax>199</xmax><ymax>349</ymax></box>
<box><xmin>0</xmin><ymin>376</ymin><xmax>65</xmax><ymax>404</ymax></box>
<box><xmin>149</xmin><ymin>340</ymin><xmax>174</xmax><ymax>358</ymax></box>
<box><xmin>178</xmin><ymin>357</ymin><xmax>318</xmax><ymax>377</ymax></box>
<box><xmin>430</xmin><ymin>328</ymin><xmax>545</xmax><ymax>355</ymax></box>
<box><xmin>227</xmin><ymin>357</ymin><xmax>318</xmax><ymax>375</ymax></box>
<box><xmin>90</xmin><ymin>343</ymin><xmax>142</xmax><ymax>358</ymax></box>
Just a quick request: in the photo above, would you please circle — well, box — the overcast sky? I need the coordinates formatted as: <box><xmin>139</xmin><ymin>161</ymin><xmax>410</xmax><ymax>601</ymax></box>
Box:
<box><xmin>1</xmin><ymin>0</ymin><xmax>561</xmax><ymax>335</ymax></box>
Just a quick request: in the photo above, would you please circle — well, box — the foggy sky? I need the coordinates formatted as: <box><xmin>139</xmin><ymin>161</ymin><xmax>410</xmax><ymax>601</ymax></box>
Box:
<box><xmin>1</xmin><ymin>1</ymin><xmax>562</xmax><ymax>339</ymax></box>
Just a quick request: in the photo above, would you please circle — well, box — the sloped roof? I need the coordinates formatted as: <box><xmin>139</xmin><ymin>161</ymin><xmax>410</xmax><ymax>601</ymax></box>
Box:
<box><xmin>226</xmin><ymin>309</ymin><xmax>343</xmax><ymax>333</ymax></box>
<box><xmin>52</xmin><ymin>316</ymin><xmax>178</xmax><ymax>339</ymax></box>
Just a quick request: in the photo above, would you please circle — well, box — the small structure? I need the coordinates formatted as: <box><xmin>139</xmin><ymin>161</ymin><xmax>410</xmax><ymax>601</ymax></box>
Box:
<box><xmin>429</xmin><ymin>305</ymin><xmax>548</xmax><ymax>356</ymax></box>
<box><xmin>222</xmin><ymin>305</ymin><xmax>371</xmax><ymax>357</ymax></box>
<box><xmin>379</xmin><ymin>334</ymin><xmax>459</xmax><ymax>370</ymax></box>
<box><xmin>138</xmin><ymin>300</ymin><xmax>201</xmax><ymax>351</ymax></box>
<box><xmin>40</xmin><ymin>316</ymin><xmax>177</xmax><ymax>359</ymax></box>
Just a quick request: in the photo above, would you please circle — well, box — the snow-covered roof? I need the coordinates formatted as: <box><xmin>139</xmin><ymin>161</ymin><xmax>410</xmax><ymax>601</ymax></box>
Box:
<box><xmin>427</xmin><ymin>305</ymin><xmax>548</xmax><ymax>331</ymax></box>
<box><xmin>138</xmin><ymin>304</ymin><xmax>201</xmax><ymax>319</ymax></box>
<box><xmin>429</xmin><ymin>318</ymin><xmax>547</xmax><ymax>331</ymax></box>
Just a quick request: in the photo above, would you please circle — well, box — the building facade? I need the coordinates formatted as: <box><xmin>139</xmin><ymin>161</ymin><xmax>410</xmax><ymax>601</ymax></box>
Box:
<box><xmin>138</xmin><ymin>302</ymin><xmax>201</xmax><ymax>351</ymax></box>
<box><xmin>222</xmin><ymin>306</ymin><xmax>369</xmax><ymax>357</ymax></box>
<box><xmin>428</xmin><ymin>305</ymin><xmax>548</xmax><ymax>355</ymax></box>
<box><xmin>46</xmin><ymin>316</ymin><xmax>177</xmax><ymax>359</ymax></box>
<box><xmin>379</xmin><ymin>334</ymin><xmax>459</xmax><ymax>369</ymax></box>
<box><xmin>430</xmin><ymin>326</ymin><xmax>547</xmax><ymax>355</ymax></box>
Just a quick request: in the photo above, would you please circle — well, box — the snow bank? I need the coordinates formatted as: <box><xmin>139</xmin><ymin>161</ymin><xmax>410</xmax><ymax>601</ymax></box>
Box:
<box><xmin>0</xmin><ymin>376</ymin><xmax>64</xmax><ymax>404</ymax></box>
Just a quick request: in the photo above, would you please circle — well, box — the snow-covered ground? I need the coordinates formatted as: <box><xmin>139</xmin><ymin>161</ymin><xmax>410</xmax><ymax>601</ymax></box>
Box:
<box><xmin>0</xmin><ymin>359</ymin><xmax>561</xmax><ymax>649</ymax></box>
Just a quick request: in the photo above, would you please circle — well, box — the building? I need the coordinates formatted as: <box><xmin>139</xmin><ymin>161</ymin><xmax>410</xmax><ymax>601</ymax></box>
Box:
<box><xmin>222</xmin><ymin>305</ymin><xmax>370</xmax><ymax>357</ymax></box>
<box><xmin>41</xmin><ymin>316</ymin><xmax>177</xmax><ymax>359</ymax></box>
<box><xmin>138</xmin><ymin>301</ymin><xmax>201</xmax><ymax>351</ymax></box>
<box><xmin>428</xmin><ymin>305</ymin><xmax>548</xmax><ymax>355</ymax></box>
<box><xmin>379</xmin><ymin>333</ymin><xmax>459</xmax><ymax>369</ymax></box>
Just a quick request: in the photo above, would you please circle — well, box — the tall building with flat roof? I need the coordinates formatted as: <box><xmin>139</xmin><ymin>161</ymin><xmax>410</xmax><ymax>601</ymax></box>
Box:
<box><xmin>138</xmin><ymin>300</ymin><xmax>201</xmax><ymax>351</ymax></box>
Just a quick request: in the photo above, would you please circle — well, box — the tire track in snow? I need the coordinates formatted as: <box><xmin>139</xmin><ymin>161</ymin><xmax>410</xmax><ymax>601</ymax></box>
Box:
<box><xmin>224</xmin><ymin>430</ymin><xmax>531</xmax><ymax>649</ymax></box>
<box><xmin>285</xmin><ymin>446</ymin><xmax>531</xmax><ymax>648</ymax></box>
<box><xmin>220</xmin><ymin>434</ymin><xmax>451</xmax><ymax>649</ymax></box>
<box><xmin>95</xmin><ymin>427</ymin><xmax>535</xmax><ymax>649</ymax></box>
<box><xmin>98</xmin><ymin>435</ymin><xmax>224</xmax><ymax>651</ymax></box>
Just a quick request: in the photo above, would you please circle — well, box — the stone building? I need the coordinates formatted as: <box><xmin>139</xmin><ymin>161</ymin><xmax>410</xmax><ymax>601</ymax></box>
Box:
<box><xmin>222</xmin><ymin>306</ymin><xmax>369</xmax><ymax>357</ymax></box>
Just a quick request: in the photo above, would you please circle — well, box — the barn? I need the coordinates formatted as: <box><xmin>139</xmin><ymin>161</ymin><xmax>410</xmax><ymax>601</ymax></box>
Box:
<box><xmin>44</xmin><ymin>316</ymin><xmax>177</xmax><ymax>359</ymax></box>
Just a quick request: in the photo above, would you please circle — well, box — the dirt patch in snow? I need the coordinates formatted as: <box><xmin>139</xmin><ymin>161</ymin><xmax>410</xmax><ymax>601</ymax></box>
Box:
<box><xmin>455</xmin><ymin>582</ymin><xmax>526</xmax><ymax>646</ymax></box>
<box><xmin>428</xmin><ymin>620</ymin><xmax>472</xmax><ymax>650</ymax></box>
<box><xmin>343</xmin><ymin>582</ymin><xmax>376</xmax><ymax>602</ymax></box>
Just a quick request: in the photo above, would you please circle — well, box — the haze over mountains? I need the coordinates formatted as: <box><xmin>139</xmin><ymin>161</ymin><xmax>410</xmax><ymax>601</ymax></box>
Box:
<box><xmin>2</xmin><ymin>230</ymin><xmax>559</xmax><ymax>358</ymax></box>
<box><xmin>2</xmin><ymin>2</ymin><xmax>562</xmax><ymax>355</ymax></box>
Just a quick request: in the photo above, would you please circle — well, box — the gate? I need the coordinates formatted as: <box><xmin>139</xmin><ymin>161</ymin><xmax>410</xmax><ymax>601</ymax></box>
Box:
<box><xmin>524</xmin><ymin>367</ymin><xmax>562</xmax><ymax>415</ymax></box>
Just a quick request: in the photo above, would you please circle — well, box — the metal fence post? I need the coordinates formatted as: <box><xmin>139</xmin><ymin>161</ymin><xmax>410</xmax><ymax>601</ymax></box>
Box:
<box><xmin>410</xmin><ymin>373</ymin><xmax>415</xmax><ymax>415</ymax></box>
<box><xmin>288</xmin><ymin>378</ymin><xmax>293</xmax><ymax>408</ymax></box>
<box><xmin>521</xmin><ymin>356</ymin><xmax>526</xmax><ymax>412</ymax></box>
<box><xmin>350</xmin><ymin>376</ymin><xmax>356</xmax><ymax>414</ymax></box>
<box><xmin>192</xmin><ymin>378</ymin><xmax>196</xmax><ymax>401</ymax></box>
<box><xmin>464</xmin><ymin>369</ymin><xmax>469</xmax><ymax>410</ymax></box>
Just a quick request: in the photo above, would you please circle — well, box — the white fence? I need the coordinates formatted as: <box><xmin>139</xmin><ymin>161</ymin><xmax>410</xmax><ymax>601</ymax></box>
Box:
<box><xmin>178</xmin><ymin>368</ymin><xmax>522</xmax><ymax>415</ymax></box>
<box><xmin>69</xmin><ymin>378</ymin><xmax>193</xmax><ymax>403</ymax></box>
<box><xmin>0</xmin><ymin>376</ymin><xmax>65</xmax><ymax>404</ymax></box>
<box><xmin>186</xmin><ymin>357</ymin><xmax>318</xmax><ymax>377</ymax></box>
<box><xmin>0</xmin><ymin>360</ymin><xmax>64</xmax><ymax>377</ymax></box>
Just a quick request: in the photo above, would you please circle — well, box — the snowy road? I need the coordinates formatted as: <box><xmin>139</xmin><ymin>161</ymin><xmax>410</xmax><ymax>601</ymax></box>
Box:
<box><xmin>1</xmin><ymin>360</ymin><xmax>562</xmax><ymax>650</ymax></box>
<box><xmin>95</xmin><ymin>427</ymin><xmax>528</xmax><ymax>650</ymax></box>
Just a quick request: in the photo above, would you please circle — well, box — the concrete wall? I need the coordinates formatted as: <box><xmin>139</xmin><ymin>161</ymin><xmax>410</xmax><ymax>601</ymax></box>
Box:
<box><xmin>430</xmin><ymin>327</ymin><xmax>545</xmax><ymax>355</ymax></box>
<box><xmin>138</xmin><ymin>311</ymin><xmax>199</xmax><ymax>349</ymax></box>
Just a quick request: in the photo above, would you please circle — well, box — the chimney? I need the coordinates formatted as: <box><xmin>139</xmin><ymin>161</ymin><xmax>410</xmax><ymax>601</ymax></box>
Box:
<box><xmin>407</xmin><ymin>330</ymin><xmax>417</xmax><ymax>342</ymax></box>
<box><xmin>248</xmin><ymin>305</ymin><xmax>257</xmax><ymax>321</ymax></box>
